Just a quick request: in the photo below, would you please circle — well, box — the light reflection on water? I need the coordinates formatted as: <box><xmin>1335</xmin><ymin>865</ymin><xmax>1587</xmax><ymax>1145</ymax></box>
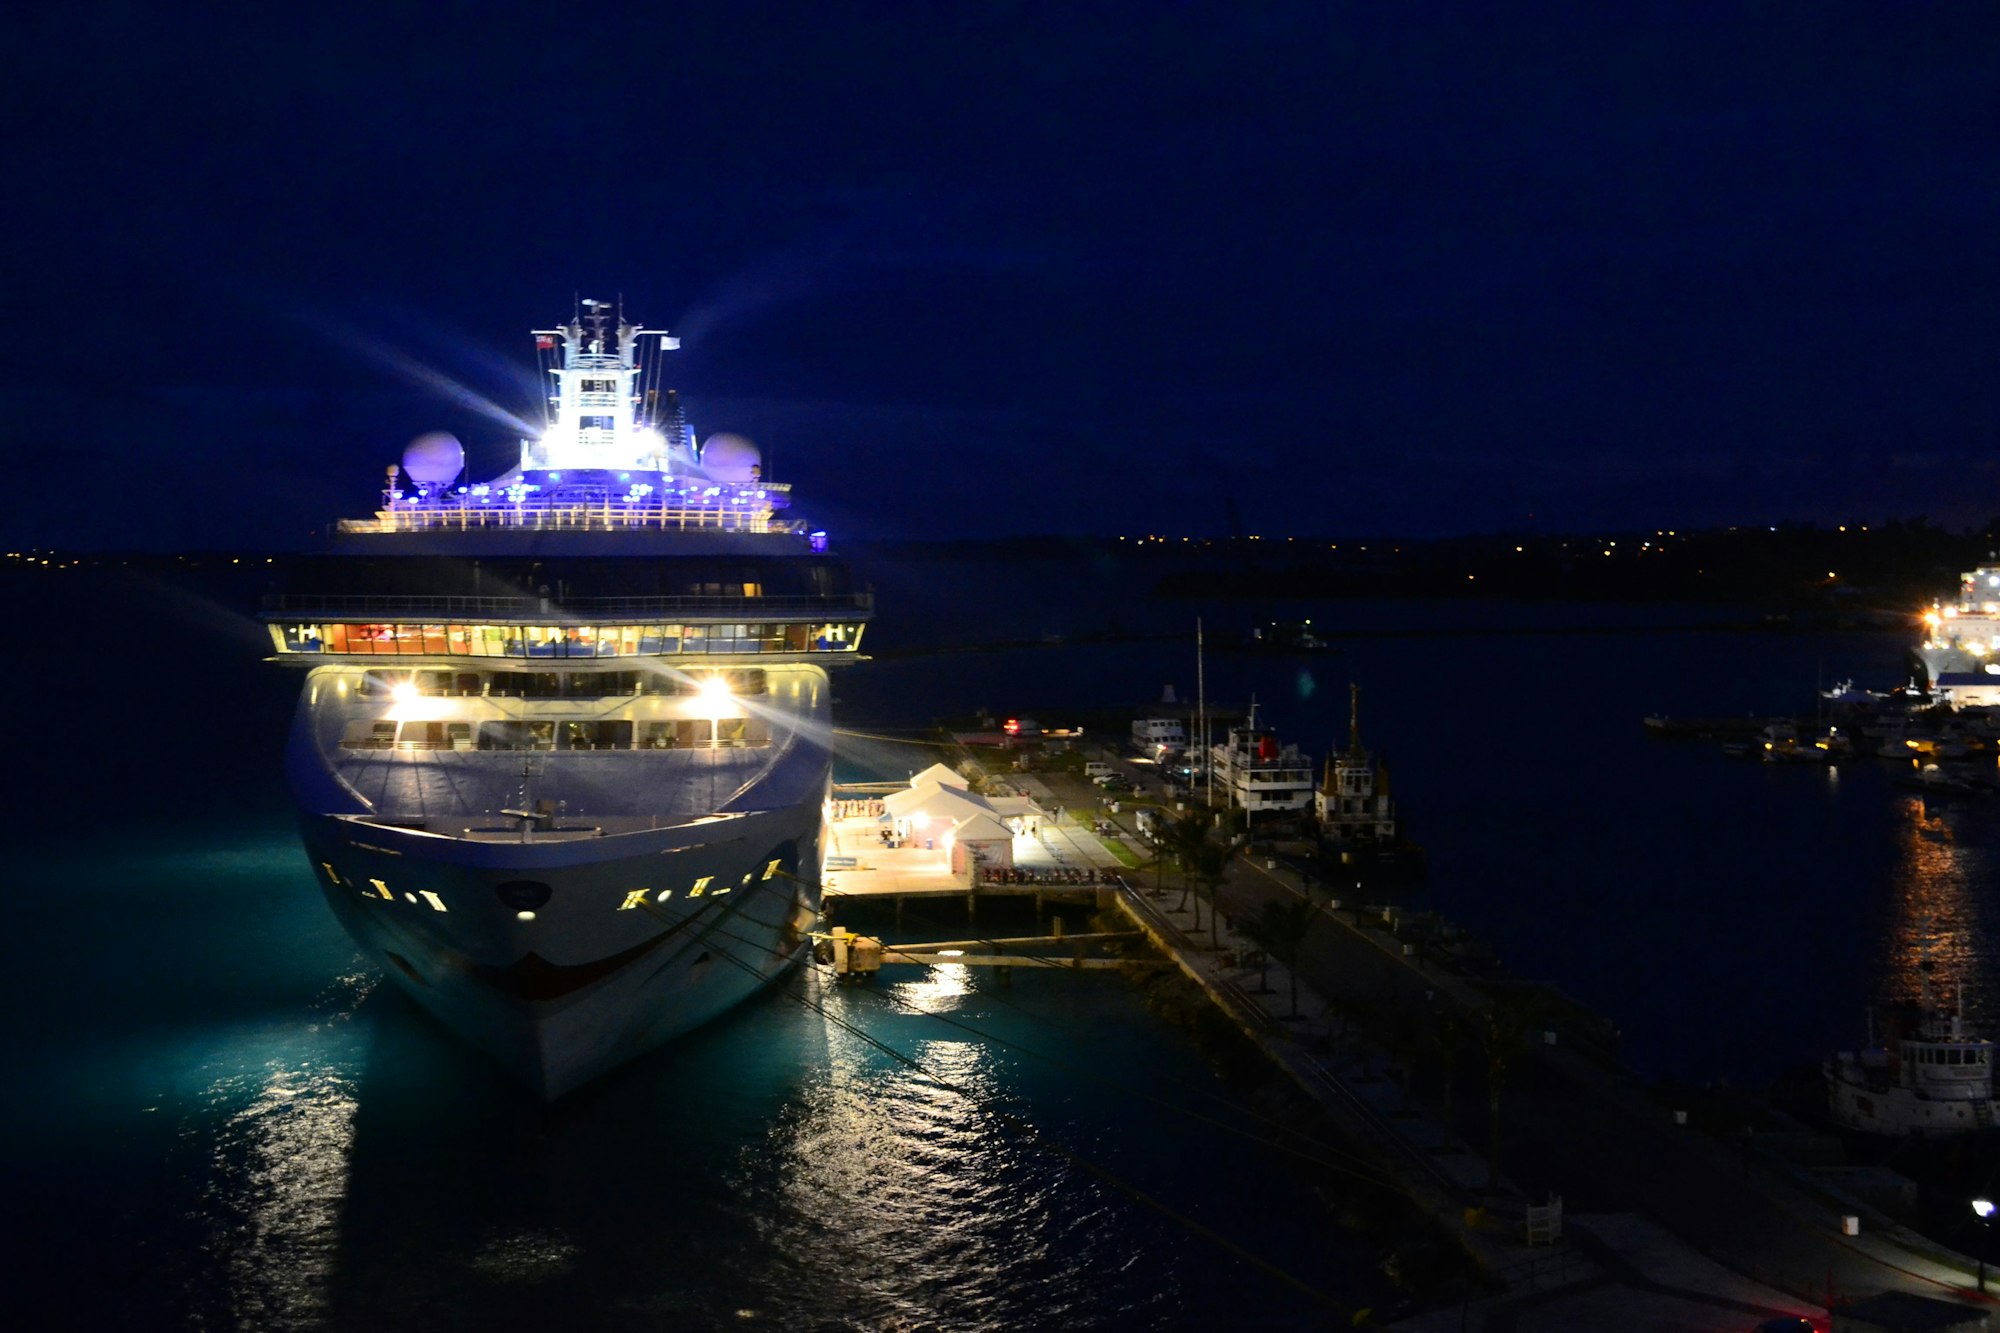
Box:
<box><xmin>1878</xmin><ymin>795</ymin><xmax>1996</xmax><ymax>1029</ymax></box>
<box><xmin>195</xmin><ymin>1062</ymin><xmax>359</xmax><ymax>1331</ymax></box>
<box><xmin>741</xmin><ymin>967</ymin><xmax>1182</xmax><ymax>1331</ymax></box>
<box><xmin>77</xmin><ymin>954</ymin><xmax>1340</xmax><ymax>1332</ymax></box>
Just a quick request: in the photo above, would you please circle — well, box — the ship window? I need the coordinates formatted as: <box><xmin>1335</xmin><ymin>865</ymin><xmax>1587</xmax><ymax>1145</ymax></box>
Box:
<box><xmin>397</xmin><ymin>721</ymin><xmax>449</xmax><ymax>749</ymax></box>
<box><xmin>343</xmin><ymin>720</ymin><xmax>397</xmax><ymax>749</ymax></box>
<box><xmin>682</xmin><ymin>626</ymin><xmax>707</xmax><ymax>654</ymax></box>
<box><xmin>339</xmin><ymin>624</ymin><xmax>397</xmax><ymax>654</ymax></box>
<box><xmin>479</xmin><ymin>720</ymin><xmax>555</xmax><ymax>750</ymax></box>
<box><xmin>635</xmin><ymin>671</ymin><xmax>687</xmax><ymax>696</ymax></box>
<box><xmin>635</xmin><ymin>719</ymin><xmax>714</xmax><ymax>748</ymax></box>
<box><xmin>562</xmin><ymin>720</ymin><xmax>632</xmax><ymax>750</ymax></box>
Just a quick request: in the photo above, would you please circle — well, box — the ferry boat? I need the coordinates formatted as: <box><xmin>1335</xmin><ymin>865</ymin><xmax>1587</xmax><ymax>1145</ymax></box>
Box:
<box><xmin>1916</xmin><ymin>560</ymin><xmax>2000</xmax><ymax>704</ymax></box>
<box><xmin>261</xmin><ymin>300</ymin><xmax>871</xmax><ymax>1098</ymax></box>
<box><xmin>1826</xmin><ymin>975</ymin><xmax>1998</xmax><ymax>1137</ymax></box>
<box><xmin>1209</xmin><ymin>701</ymin><xmax>1315</xmax><ymax>817</ymax></box>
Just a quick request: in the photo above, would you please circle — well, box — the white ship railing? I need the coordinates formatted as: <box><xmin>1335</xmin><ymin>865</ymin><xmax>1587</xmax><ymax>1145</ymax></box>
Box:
<box><xmin>263</xmin><ymin>592</ymin><xmax>872</xmax><ymax>617</ymax></box>
<box><xmin>339</xmin><ymin>503</ymin><xmax>806</xmax><ymax>536</ymax></box>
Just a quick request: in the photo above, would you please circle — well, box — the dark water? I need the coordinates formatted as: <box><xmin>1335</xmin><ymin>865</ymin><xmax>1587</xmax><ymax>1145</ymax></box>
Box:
<box><xmin>7</xmin><ymin>562</ymin><xmax>1997</xmax><ymax>1329</ymax></box>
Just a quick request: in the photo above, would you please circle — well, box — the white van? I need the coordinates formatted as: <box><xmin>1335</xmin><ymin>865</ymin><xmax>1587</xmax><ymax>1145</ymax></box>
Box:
<box><xmin>1084</xmin><ymin>761</ymin><xmax>1116</xmax><ymax>779</ymax></box>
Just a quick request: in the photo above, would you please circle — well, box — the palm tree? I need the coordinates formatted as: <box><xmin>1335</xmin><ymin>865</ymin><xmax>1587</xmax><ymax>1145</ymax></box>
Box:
<box><xmin>1423</xmin><ymin>1004</ymin><xmax>1467</xmax><ymax>1131</ymax></box>
<box><xmin>1243</xmin><ymin>896</ymin><xmax>1320</xmax><ymax>1017</ymax></box>
<box><xmin>1166</xmin><ymin>811</ymin><xmax>1212</xmax><ymax>916</ymax></box>
<box><xmin>1187</xmin><ymin>840</ymin><xmax>1229</xmax><ymax>947</ymax></box>
<box><xmin>1477</xmin><ymin>987</ymin><xmax>1544</xmax><ymax>1190</ymax></box>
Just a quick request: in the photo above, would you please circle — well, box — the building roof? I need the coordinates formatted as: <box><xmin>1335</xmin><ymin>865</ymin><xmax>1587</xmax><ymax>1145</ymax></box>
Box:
<box><xmin>884</xmin><ymin>783</ymin><xmax>995</xmax><ymax>824</ymax></box>
<box><xmin>908</xmin><ymin>762</ymin><xmax>969</xmax><ymax>789</ymax></box>
<box><xmin>951</xmin><ymin>812</ymin><xmax>1014</xmax><ymax>843</ymax></box>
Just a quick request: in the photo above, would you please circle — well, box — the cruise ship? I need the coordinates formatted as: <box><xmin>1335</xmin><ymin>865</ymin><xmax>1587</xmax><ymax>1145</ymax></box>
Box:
<box><xmin>261</xmin><ymin>300</ymin><xmax>871</xmax><ymax>1098</ymax></box>
<box><xmin>1916</xmin><ymin>561</ymin><xmax>2000</xmax><ymax>700</ymax></box>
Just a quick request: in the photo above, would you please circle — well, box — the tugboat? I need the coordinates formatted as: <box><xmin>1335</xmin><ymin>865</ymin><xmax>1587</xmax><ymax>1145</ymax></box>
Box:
<box><xmin>1826</xmin><ymin>967</ymin><xmax>1998</xmax><ymax>1137</ymax></box>
<box><xmin>1313</xmin><ymin>685</ymin><xmax>1425</xmax><ymax>886</ymax></box>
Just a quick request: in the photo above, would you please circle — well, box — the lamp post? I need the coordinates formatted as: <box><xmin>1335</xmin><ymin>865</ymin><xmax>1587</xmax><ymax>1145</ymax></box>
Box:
<box><xmin>1974</xmin><ymin>1197</ymin><xmax>1995</xmax><ymax>1294</ymax></box>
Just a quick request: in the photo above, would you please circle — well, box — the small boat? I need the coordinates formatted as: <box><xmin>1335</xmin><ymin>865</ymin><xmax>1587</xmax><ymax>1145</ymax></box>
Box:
<box><xmin>1895</xmin><ymin>762</ymin><xmax>1988</xmax><ymax>797</ymax></box>
<box><xmin>1827</xmin><ymin>979</ymin><xmax>1999</xmax><ymax>1136</ymax></box>
<box><xmin>1757</xmin><ymin>720</ymin><xmax>1828</xmax><ymax>764</ymax></box>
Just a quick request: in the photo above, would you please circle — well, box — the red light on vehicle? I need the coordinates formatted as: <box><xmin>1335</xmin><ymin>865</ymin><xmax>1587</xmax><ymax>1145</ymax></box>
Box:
<box><xmin>1003</xmin><ymin>718</ymin><xmax>1020</xmax><ymax>734</ymax></box>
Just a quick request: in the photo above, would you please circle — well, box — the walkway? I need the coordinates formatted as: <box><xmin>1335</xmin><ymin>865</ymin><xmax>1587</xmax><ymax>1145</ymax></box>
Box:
<box><xmin>1030</xmin><ymin>757</ymin><xmax>1997</xmax><ymax>1329</ymax></box>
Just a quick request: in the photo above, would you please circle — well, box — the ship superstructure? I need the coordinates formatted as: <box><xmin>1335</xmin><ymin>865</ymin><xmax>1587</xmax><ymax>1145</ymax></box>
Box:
<box><xmin>1313</xmin><ymin>685</ymin><xmax>1425</xmax><ymax>884</ymax></box>
<box><xmin>1827</xmin><ymin>971</ymin><xmax>1998</xmax><ymax>1137</ymax></box>
<box><xmin>1209</xmin><ymin>701</ymin><xmax>1315</xmax><ymax>816</ymax></box>
<box><xmin>1916</xmin><ymin>561</ymin><xmax>2000</xmax><ymax>698</ymax></box>
<box><xmin>262</xmin><ymin>300</ymin><xmax>870</xmax><ymax>1098</ymax></box>
<box><xmin>1316</xmin><ymin>686</ymin><xmax>1397</xmax><ymax>844</ymax></box>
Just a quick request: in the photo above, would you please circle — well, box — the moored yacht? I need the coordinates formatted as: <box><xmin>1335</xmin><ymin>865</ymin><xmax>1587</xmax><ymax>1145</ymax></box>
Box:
<box><xmin>262</xmin><ymin>300</ymin><xmax>871</xmax><ymax>1098</ymax></box>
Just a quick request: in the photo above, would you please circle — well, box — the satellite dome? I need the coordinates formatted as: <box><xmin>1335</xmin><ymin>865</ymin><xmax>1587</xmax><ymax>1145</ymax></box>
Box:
<box><xmin>700</xmin><ymin>433</ymin><xmax>762</xmax><ymax>483</ymax></box>
<box><xmin>402</xmin><ymin>431</ymin><xmax>465</xmax><ymax>486</ymax></box>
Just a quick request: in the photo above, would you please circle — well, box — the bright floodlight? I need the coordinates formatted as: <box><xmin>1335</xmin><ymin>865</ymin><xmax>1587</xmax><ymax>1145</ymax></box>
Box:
<box><xmin>698</xmin><ymin>674</ymin><xmax>732</xmax><ymax>701</ymax></box>
<box><xmin>1976</xmin><ymin>1198</ymin><xmax>1996</xmax><ymax>1219</ymax></box>
<box><xmin>391</xmin><ymin>681</ymin><xmax>419</xmax><ymax>704</ymax></box>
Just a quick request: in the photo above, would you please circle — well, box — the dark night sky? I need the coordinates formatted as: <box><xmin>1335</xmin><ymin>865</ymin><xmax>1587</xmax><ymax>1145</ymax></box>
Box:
<box><xmin>6</xmin><ymin>2</ymin><xmax>1998</xmax><ymax>548</ymax></box>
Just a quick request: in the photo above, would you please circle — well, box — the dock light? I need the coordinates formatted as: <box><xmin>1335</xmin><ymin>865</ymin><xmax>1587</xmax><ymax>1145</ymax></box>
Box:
<box><xmin>938</xmin><ymin>949</ymin><xmax>964</xmax><ymax>957</ymax></box>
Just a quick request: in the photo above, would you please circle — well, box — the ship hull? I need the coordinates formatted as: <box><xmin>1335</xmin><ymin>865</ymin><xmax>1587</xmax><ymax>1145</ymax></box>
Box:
<box><xmin>1826</xmin><ymin>1061</ymin><xmax>2000</xmax><ymax>1138</ymax></box>
<box><xmin>302</xmin><ymin>801</ymin><xmax>823</xmax><ymax>1099</ymax></box>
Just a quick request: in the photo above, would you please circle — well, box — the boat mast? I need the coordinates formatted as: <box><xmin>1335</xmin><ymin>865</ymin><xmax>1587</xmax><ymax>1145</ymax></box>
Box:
<box><xmin>1197</xmin><ymin>618</ymin><xmax>1209</xmax><ymax>810</ymax></box>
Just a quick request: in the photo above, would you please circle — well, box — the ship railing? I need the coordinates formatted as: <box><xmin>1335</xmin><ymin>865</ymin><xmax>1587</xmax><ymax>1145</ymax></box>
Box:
<box><xmin>337</xmin><ymin>504</ymin><xmax>807</xmax><ymax>536</ymax></box>
<box><xmin>262</xmin><ymin>592</ymin><xmax>874</xmax><ymax>618</ymax></box>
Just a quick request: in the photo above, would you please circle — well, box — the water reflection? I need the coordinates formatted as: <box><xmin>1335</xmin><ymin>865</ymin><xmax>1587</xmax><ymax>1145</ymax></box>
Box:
<box><xmin>178</xmin><ymin>970</ymin><xmax>375</xmax><ymax>1330</ymax></box>
<box><xmin>1879</xmin><ymin>796</ymin><xmax>1995</xmax><ymax>1029</ymax></box>
<box><xmin>751</xmin><ymin>967</ymin><xmax>1156</xmax><ymax>1330</ymax></box>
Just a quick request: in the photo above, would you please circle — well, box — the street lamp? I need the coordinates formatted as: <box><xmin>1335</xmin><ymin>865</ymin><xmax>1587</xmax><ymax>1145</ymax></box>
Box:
<box><xmin>1974</xmin><ymin>1197</ymin><xmax>1995</xmax><ymax>1294</ymax></box>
